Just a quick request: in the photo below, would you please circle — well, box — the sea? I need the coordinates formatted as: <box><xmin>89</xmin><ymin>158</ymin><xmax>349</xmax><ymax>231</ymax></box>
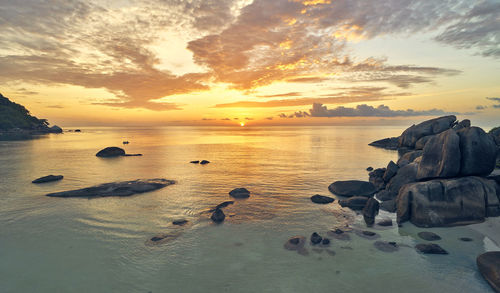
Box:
<box><xmin>0</xmin><ymin>126</ymin><xmax>497</xmax><ymax>293</ymax></box>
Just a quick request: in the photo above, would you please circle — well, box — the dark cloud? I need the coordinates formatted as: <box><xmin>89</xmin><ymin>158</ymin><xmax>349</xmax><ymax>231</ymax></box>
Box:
<box><xmin>46</xmin><ymin>105</ymin><xmax>65</xmax><ymax>109</ymax></box>
<box><xmin>279</xmin><ymin>111</ymin><xmax>310</xmax><ymax>118</ymax></box>
<box><xmin>221</xmin><ymin>117</ymin><xmax>231</xmax><ymax>120</ymax></box>
<box><xmin>309</xmin><ymin>103</ymin><xmax>454</xmax><ymax>117</ymax></box>
<box><xmin>487</xmin><ymin>97</ymin><xmax>500</xmax><ymax>108</ymax></box>
<box><xmin>476</xmin><ymin>105</ymin><xmax>487</xmax><ymax>110</ymax></box>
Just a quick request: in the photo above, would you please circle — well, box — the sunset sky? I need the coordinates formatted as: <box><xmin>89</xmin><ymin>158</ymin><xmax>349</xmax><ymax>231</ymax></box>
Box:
<box><xmin>1</xmin><ymin>0</ymin><xmax>499</xmax><ymax>126</ymax></box>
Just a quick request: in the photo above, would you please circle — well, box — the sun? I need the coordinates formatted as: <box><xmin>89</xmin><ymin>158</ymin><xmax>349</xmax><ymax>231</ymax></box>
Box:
<box><xmin>240</xmin><ymin>122</ymin><xmax>245</xmax><ymax>127</ymax></box>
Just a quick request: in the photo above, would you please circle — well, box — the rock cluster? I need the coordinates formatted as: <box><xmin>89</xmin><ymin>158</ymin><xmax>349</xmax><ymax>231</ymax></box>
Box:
<box><xmin>365</xmin><ymin>115</ymin><xmax>499</xmax><ymax>228</ymax></box>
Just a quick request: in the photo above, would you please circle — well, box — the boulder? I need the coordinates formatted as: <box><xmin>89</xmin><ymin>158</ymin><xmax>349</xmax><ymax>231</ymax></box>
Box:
<box><xmin>310</xmin><ymin>232</ymin><xmax>323</xmax><ymax>245</ymax></box>
<box><xmin>384</xmin><ymin>162</ymin><xmax>419</xmax><ymax>200</ymax></box>
<box><xmin>368</xmin><ymin>137</ymin><xmax>399</xmax><ymax>150</ymax></box>
<box><xmin>369</xmin><ymin>168</ymin><xmax>386</xmax><ymax>191</ymax></box>
<box><xmin>322</xmin><ymin>238</ymin><xmax>330</xmax><ymax>245</ymax></box>
<box><xmin>96</xmin><ymin>147</ymin><xmax>126</xmax><ymax>157</ymax></box>
<box><xmin>477</xmin><ymin>251</ymin><xmax>500</xmax><ymax>293</ymax></box>
<box><xmin>396</xmin><ymin>177</ymin><xmax>496</xmax><ymax>227</ymax></box>
<box><xmin>46</xmin><ymin>179</ymin><xmax>175</xmax><ymax>198</ymax></box>
<box><xmin>399</xmin><ymin>115</ymin><xmax>456</xmax><ymax>148</ymax></box>
<box><xmin>32</xmin><ymin>175</ymin><xmax>63</xmax><ymax>184</ymax></box>
<box><xmin>310</xmin><ymin>194</ymin><xmax>335</xmax><ymax>204</ymax></box>
<box><xmin>48</xmin><ymin>125</ymin><xmax>63</xmax><ymax>133</ymax></box>
<box><xmin>453</xmin><ymin>119</ymin><xmax>471</xmax><ymax>130</ymax></box>
<box><xmin>211</xmin><ymin>208</ymin><xmax>225</xmax><ymax>223</ymax></box>
<box><xmin>375</xmin><ymin>189</ymin><xmax>391</xmax><ymax>201</ymax></box>
<box><xmin>338</xmin><ymin>196</ymin><xmax>369</xmax><ymax>210</ymax></box>
<box><xmin>415</xmin><ymin>243</ymin><xmax>448</xmax><ymax>254</ymax></box>
<box><xmin>415</xmin><ymin>135</ymin><xmax>434</xmax><ymax>150</ymax></box>
<box><xmin>229</xmin><ymin>188</ymin><xmax>250</xmax><ymax>198</ymax></box>
<box><xmin>363</xmin><ymin>198</ymin><xmax>379</xmax><ymax>226</ymax></box>
<box><xmin>457</xmin><ymin>127</ymin><xmax>497</xmax><ymax>176</ymax></box>
<box><xmin>417</xmin><ymin>129</ymin><xmax>461</xmax><ymax>180</ymax></box>
<box><xmin>397</xmin><ymin>150</ymin><xmax>423</xmax><ymax>166</ymax></box>
<box><xmin>383</xmin><ymin>161</ymin><xmax>399</xmax><ymax>183</ymax></box>
<box><xmin>328</xmin><ymin>180</ymin><xmax>376</xmax><ymax>197</ymax></box>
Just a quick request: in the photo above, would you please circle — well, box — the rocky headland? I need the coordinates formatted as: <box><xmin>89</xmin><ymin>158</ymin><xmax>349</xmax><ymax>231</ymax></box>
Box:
<box><xmin>0</xmin><ymin>93</ymin><xmax>63</xmax><ymax>140</ymax></box>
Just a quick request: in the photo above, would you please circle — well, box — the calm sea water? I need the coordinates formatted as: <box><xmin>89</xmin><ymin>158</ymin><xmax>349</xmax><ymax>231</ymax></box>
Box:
<box><xmin>0</xmin><ymin>126</ymin><xmax>497</xmax><ymax>293</ymax></box>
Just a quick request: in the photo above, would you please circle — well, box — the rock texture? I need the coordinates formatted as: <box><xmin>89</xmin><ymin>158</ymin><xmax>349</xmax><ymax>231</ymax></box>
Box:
<box><xmin>417</xmin><ymin>129</ymin><xmax>461</xmax><ymax>180</ymax></box>
<box><xmin>477</xmin><ymin>252</ymin><xmax>500</xmax><ymax>293</ymax></box>
<box><xmin>396</xmin><ymin>177</ymin><xmax>497</xmax><ymax>227</ymax></box>
<box><xmin>398</xmin><ymin>115</ymin><xmax>456</xmax><ymax>148</ymax></box>
<box><xmin>32</xmin><ymin>175</ymin><xmax>63</xmax><ymax>184</ymax></box>
<box><xmin>328</xmin><ymin>180</ymin><xmax>376</xmax><ymax>197</ymax></box>
<box><xmin>46</xmin><ymin>179</ymin><xmax>175</xmax><ymax>198</ymax></box>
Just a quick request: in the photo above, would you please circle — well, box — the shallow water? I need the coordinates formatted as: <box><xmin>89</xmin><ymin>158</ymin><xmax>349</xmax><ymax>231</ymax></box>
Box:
<box><xmin>0</xmin><ymin>126</ymin><xmax>497</xmax><ymax>293</ymax></box>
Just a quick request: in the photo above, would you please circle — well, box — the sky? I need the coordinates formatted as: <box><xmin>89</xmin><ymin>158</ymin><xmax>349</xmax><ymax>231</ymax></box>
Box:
<box><xmin>0</xmin><ymin>0</ymin><xmax>499</xmax><ymax>127</ymax></box>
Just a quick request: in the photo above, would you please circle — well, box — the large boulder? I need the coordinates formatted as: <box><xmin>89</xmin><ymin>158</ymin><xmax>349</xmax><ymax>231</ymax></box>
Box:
<box><xmin>363</xmin><ymin>198</ymin><xmax>379</xmax><ymax>226</ymax></box>
<box><xmin>383</xmin><ymin>161</ymin><xmax>399</xmax><ymax>183</ymax></box>
<box><xmin>490</xmin><ymin>127</ymin><xmax>500</xmax><ymax>146</ymax></box>
<box><xmin>369</xmin><ymin>168</ymin><xmax>386</xmax><ymax>191</ymax></box>
<box><xmin>383</xmin><ymin>162</ymin><xmax>419</xmax><ymax>200</ymax></box>
<box><xmin>96</xmin><ymin>147</ymin><xmax>126</xmax><ymax>157</ymax></box>
<box><xmin>328</xmin><ymin>180</ymin><xmax>376</xmax><ymax>197</ymax></box>
<box><xmin>457</xmin><ymin>127</ymin><xmax>497</xmax><ymax>176</ymax></box>
<box><xmin>399</xmin><ymin>115</ymin><xmax>456</xmax><ymax>148</ymax></box>
<box><xmin>477</xmin><ymin>252</ymin><xmax>500</xmax><ymax>293</ymax></box>
<box><xmin>415</xmin><ymin>135</ymin><xmax>434</xmax><ymax>150</ymax></box>
<box><xmin>417</xmin><ymin>129</ymin><xmax>461</xmax><ymax>180</ymax></box>
<box><xmin>396</xmin><ymin>177</ymin><xmax>496</xmax><ymax>227</ymax></box>
<box><xmin>397</xmin><ymin>150</ymin><xmax>423</xmax><ymax>166</ymax></box>
<box><xmin>46</xmin><ymin>179</ymin><xmax>175</xmax><ymax>198</ymax></box>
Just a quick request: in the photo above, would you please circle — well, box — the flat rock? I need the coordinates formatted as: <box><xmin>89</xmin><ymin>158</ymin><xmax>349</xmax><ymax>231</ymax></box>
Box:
<box><xmin>32</xmin><ymin>175</ymin><xmax>63</xmax><ymax>184</ymax></box>
<box><xmin>328</xmin><ymin>180</ymin><xmax>376</xmax><ymax>197</ymax></box>
<box><xmin>46</xmin><ymin>179</ymin><xmax>175</xmax><ymax>198</ymax></box>
<box><xmin>477</xmin><ymin>252</ymin><xmax>500</xmax><ymax>293</ymax></box>
<box><xmin>418</xmin><ymin>231</ymin><xmax>442</xmax><ymax>241</ymax></box>
<box><xmin>415</xmin><ymin>243</ymin><xmax>448</xmax><ymax>254</ymax></box>
<box><xmin>310</xmin><ymin>194</ymin><xmax>335</xmax><ymax>204</ymax></box>
<box><xmin>96</xmin><ymin>147</ymin><xmax>126</xmax><ymax>157</ymax></box>
<box><xmin>229</xmin><ymin>188</ymin><xmax>250</xmax><ymax>198</ymax></box>
<box><xmin>369</xmin><ymin>137</ymin><xmax>399</xmax><ymax>150</ymax></box>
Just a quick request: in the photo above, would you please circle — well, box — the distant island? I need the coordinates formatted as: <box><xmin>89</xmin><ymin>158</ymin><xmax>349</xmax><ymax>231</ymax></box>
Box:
<box><xmin>0</xmin><ymin>93</ymin><xmax>62</xmax><ymax>140</ymax></box>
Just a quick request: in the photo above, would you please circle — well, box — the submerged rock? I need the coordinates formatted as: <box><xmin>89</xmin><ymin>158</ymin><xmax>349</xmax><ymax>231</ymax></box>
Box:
<box><xmin>96</xmin><ymin>147</ymin><xmax>126</xmax><ymax>157</ymax></box>
<box><xmin>415</xmin><ymin>243</ymin><xmax>448</xmax><ymax>254</ymax></box>
<box><xmin>172</xmin><ymin>219</ymin><xmax>188</xmax><ymax>226</ymax></box>
<box><xmin>338</xmin><ymin>196</ymin><xmax>369</xmax><ymax>210</ymax></box>
<box><xmin>211</xmin><ymin>201</ymin><xmax>234</xmax><ymax>211</ymax></box>
<box><xmin>459</xmin><ymin>237</ymin><xmax>473</xmax><ymax>242</ymax></box>
<box><xmin>477</xmin><ymin>252</ymin><xmax>500</xmax><ymax>293</ymax></box>
<box><xmin>418</xmin><ymin>231</ymin><xmax>441</xmax><ymax>241</ymax></box>
<box><xmin>374</xmin><ymin>241</ymin><xmax>399</xmax><ymax>252</ymax></box>
<box><xmin>32</xmin><ymin>175</ymin><xmax>63</xmax><ymax>184</ymax></box>
<box><xmin>284</xmin><ymin>236</ymin><xmax>306</xmax><ymax>251</ymax></box>
<box><xmin>397</xmin><ymin>176</ymin><xmax>496</xmax><ymax>227</ymax></box>
<box><xmin>328</xmin><ymin>180</ymin><xmax>376</xmax><ymax>197</ymax></box>
<box><xmin>229</xmin><ymin>188</ymin><xmax>250</xmax><ymax>198</ymax></box>
<box><xmin>211</xmin><ymin>208</ymin><xmax>225</xmax><ymax>223</ymax></box>
<box><xmin>310</xmin><ymin>194</ymin><xmax>335</xmax><ymax>204</ymax></box>
<box><xmin>46</xmin><ymin>179</ymin><xmax>175</xmax><ymax>198</ymax></box>
<box><xmin>327</xmin><ymin>229</ymin><xmax>351</xmax><ymax>241</ymax></box>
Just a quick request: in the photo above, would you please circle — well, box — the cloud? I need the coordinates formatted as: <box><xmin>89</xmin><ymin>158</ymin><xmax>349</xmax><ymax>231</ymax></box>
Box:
<box><xmin>476</xmin><ymin>105</ymin><xmax>487</xmax><ymax>110</ymax></box>
<box><xmin>221</xmin><ymin>117</ymin><xmax>231</xmax><ymax>120</ymax></box>
<box><xmin>258</xmin><ymin>92</ymin><xmax>302</xmax><ymax>98</ymax></box>
<box><xmin>279</xmin><ymin>111</ymin><xmax>310</xmax><ymax>118</ymax></box>
<box><xmin>46</xmin><ymin>105</ymin><xmax>65</xmax><ymax>109</ymax></box>
<box><xmin>487</xmin><ymin>97</ymin><xmax>500</xmax><ymax>108</ymax></box>
<box><xmin>309</xmin><ymin>103</ymin><xmax>454</xmax><ymax>117</ymax></box>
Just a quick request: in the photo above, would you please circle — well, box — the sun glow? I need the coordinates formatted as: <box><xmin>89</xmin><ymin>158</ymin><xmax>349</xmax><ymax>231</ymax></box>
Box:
<box><xmin>240</xmin><ymin>122</ymin><xmax>245</xmax><ymax>127</ymax></box>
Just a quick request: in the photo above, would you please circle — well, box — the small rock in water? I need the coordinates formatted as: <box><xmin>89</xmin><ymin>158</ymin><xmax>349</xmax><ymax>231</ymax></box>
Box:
<box><xmin>190</xmin><ymin>160</ymin><xmax>200</xmax><ymax>164</ymax></box>
<box><xmin>327</xmin><ymin>229</ymin><xmax>351</xmax><ymax>241</ymax></box>
<box><xmin>310</xmin><ymin>194</ymin><xmax>335</xmax><ymax>204</ymax></box>
<box><xmin>377</xmin><ymin>218</ymin><xmax>393</xmax><ymax>227</ymax></box>
<box><xmin>151</xmin><ymin>236</ymin><xmax>163</xmax><ymax>242</ymax></box>
<box><xmin>459</xmin><ymin>237</ymin><xmax>473</xmax><ymax>242</ymax></box>
<box><xmin>363</xmin><ymin>231</ymin><xmax>376</xmax><ymax>236</ymax></box>
<box><xmin>32</xmin><ymin>175</ymin><xmax>64</xmax><ymax>184</ymax></box>
<box><xmin>418</xmin><ymin>231</ymin><xmax>442</xmax><ymax>241</ymax></box>
<box><xmin>322</xmin><ymin>238</ymin><xmax>330</xmax><ymax>246</ymax></box>
<box><xmin>284</xmin><ymin>236</ymin><xmax>306</xmax><ymax>251</ymax></box>
<box><xmin>355</xmin><ymin>229</ymin><xmax>379</xmax><ymax>239</ymax></box>
<box><xmin>415</xmin><ymin>243</ymin><xmax>448</xmax><ymax>254</ymax></box>
<box><xmin>328</xmin><ymin>180</ymin><xmax>376</xmax><ymax>197</ymax></box>
<box><xmin>200</xmin><ymin>160</ymin><xmax>210</xmax><ymax>164</ymax></box>
<box><xmin>366</xmin><ymin>167</ymin><xmax>374</xmax><ymax>171</ymax></box>
<box><xmin>213</xmin><ymin>201</ymin><xmax>234</xmax><ymax>210</ymax></box>
<box><xmin>172</xmin><ymin>219</ymin><xmax>188</xmax><ymax>226</ymax></box>
<box><xmin>229</xmin><ymin>188</ymin><xmax>250</xmax><ymax>198</ymax></box>
<box><xmin>374</xmin><ymin>241</ymin><xmax>399</xmax><ymax>252</ymax></box>
<box><xmin>96</xmin><ymin>146</ymin><xmax>126</xmax><ymax>157</ymax></box>
<box><xmin>211</xmin><ymin>208</ymin><xmax>225</xmax><ymax>223</ymax></box>
<box><xmin>310</xmin><ymin>232</ymin><xmax>323</xmax><ymax>245</ymax></box>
